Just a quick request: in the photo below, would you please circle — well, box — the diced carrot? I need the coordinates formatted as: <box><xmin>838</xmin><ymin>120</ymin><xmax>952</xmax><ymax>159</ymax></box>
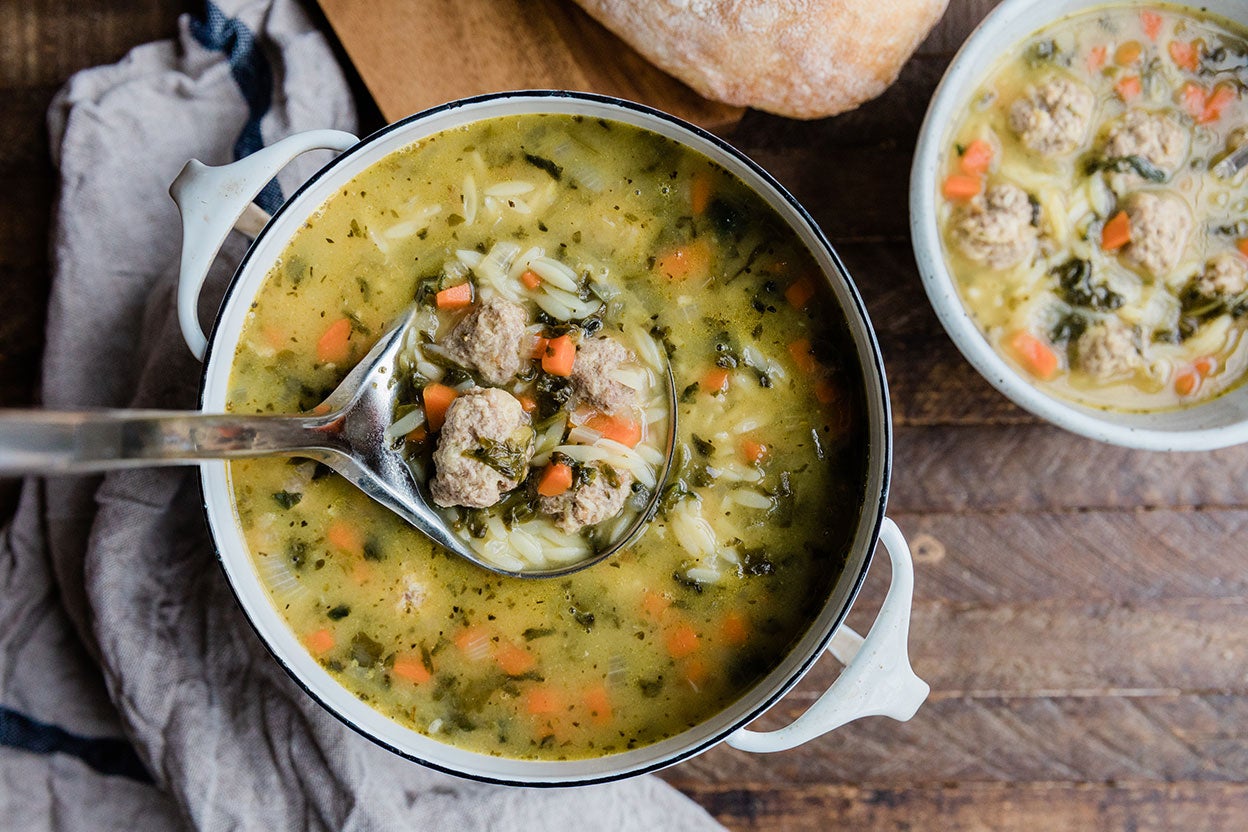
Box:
<box><xmin>311</xmin><ymin>402</ymin><xmax>332</xmax><ymax>416</ymax></box>
<box><xmin>1115</xmin><ymin>75</ymin><xmax>1142</xmax><ymax>102</ymax></box>
<box><xmin>814</xmin><ymin>378</ymin><xmax>839</xmax><ymax>405</ymax></box>
<box><xmin>738</xmin><ymin>438</ymin><xmax>769</xmax><ymax>464</ymax></box>
<box><xmin>519</xmin><ymin>269</ymin><xmax>542</xmax><ymax>290</ymax></box>
<box><xmin>316</xmin><ymin>318</ymin><xmax>352</xmax><ymax>364</ymax></box>
<box><xmin>701</xmin><ymin>366</ymin><xmax>731</xmax><ymax>394</ymax></box>
<box><xmin>392</xmin><ymin>654</ymin><xmax>432</xmax><ymax>685</ymax></box>
<box><xmin>691</xmin><ymin>171</ymin><xmax>713</xmax><ymax>215</ymax></box>
<box><xmin>941</xmin><ymin>174</ymin><xmax>981</xmax><ymax>201</ymax></box>
<box><xmin>1115</xmin><ymin>40</ymin><xmax>1143</xmax><ymax>65</ymax></box>
<box><xmin>641</xmin><ymin>590</ymin><xmax>671</xmax><ymax>619</ymax></box>
<box><xmin>496</xmin><ymin>643</ymin><xmax>536</xmax><ymax>676</ymax></box>
<box><xmin>586</xmin><ymin>413</ymin><xmax>643</xmax><ymax>448</ymax></box>
<box><xmin>959</xmin><ymin>139</ymin><xmax>994</xmax><ymax>176</ymax></box>
<box><xmin>1181</xmin><ymin>81</ymin><xmax>1207</xmax><ymax>118</ymax></box>
<box><xmin>655</xmin><ymin>238</ymin><xmax>712</xmax><ymax>282</ymax></box>
<box><xmin>721</xmin><ymin>611</ymin><xmax>750</xmax><ymax>646</ymax></box>
<box><xmin>406</xmin><ymin>425</ymin><xmax>428</xmax><ymax>443</ymax></box>
<box><xmin>261</xmin><ymin>325</ymin><xmax>287</xmax><ymax>352</ymax></box>
<box><xmin>1175</xmin><ymin>368</ymin><xmax>1200</xmax><ymax>396</ymax></box>
<box><xmin>541</xmin><ymin>334</ymin><xmax>576</xmax><ymax>377</ymax></box>
<box><xmin>1237</xmin><ymin>239</ymin><xmax>1248</xmax><ymax>259</ymax></box>
<box><xmin>784</xmin><ymin>275</ymin><xmax>817</xmax><ymax>309</ymax></box>
<box><xmin>1199</xmin><ymin>83</ymin><xmax>1238</xmax><ymax>124</ymax></box>
<box><xmin>788</xmin><ymin>338</ymin><xmax>818</xmax><ymax>374</ymax></box>
<box><xmin>421</xmin><ymin>383</ymin><xmax>458</xmax><ymax>432</ymax></box>
<box><xmin>326</xmin><ymin>519</ymin><xmax>364</xmax><ymax>557</ymax></box>
<box><xmin>517</xmin><ymin>394</ymin><xmax>538</xmax><ymax>414</ymax></box>
<box><xmin>305</xmin><ymin>628</ymin><xmax>335</xmax><ymax>655</ymax></box>
<box><xmin>454</xmin><ymin>626</ymin><xmax>492</xmax><ymax>661</ymax></box>
<box><xmin>351</xmin><ymin>560</ymin><xmax>372</xmax><ymax>585</ymax></box>
<box><xmin>584</xmin><ymin>684</ymin><xmax>613</xmax><ymax>726</ymax></box>
<box><xmin>1194</xmin><ymin>356</ymin><xmax>1217</xmax><ymax>378</ymax></box>
<box><xmin>1086</xmin><ymin>44</ymin><xmax>1108</xmax><ymax>73</ymax></box>
<box><xmin>665</xmin><ymin>623</ymin><xmax>700</xmax><ymax>659</ymax></box>
<box><xmin>682</xmin><ymin>657</ymin><xmax>710</xmax><ymax>688</ymax></box>
<box><xmin>537</xmin><ymin>462</ymin><xmax>574</xmax><ymax>497</ymax></box>
<box><xmin>1008</xmin><ymin>330</ymin><xmax>1060</xmax><ymax>381</ymax></box>
<box><xmin>1101</xmin><ymin>210</ymin><xmax>1132</xmax><ymax>251</ymax></box>
<box><xmin>1141</xmin><ymin>10</ymin><xmax>1163</xmax><ymax>40</ymax></box>
<box><xmin>435</xmin><ymin>282</ymin><xmax>474</xmax><ymax>309</ymax></box>
<box><xmin>525</xmin><ymin>686</ymin><xmax>563</xmax><ymax>715</ymax></box>
<box><xmin>1168</xmin><ymin>39</ymin><xmax>1199</xmax><ymax>72</ymax></box>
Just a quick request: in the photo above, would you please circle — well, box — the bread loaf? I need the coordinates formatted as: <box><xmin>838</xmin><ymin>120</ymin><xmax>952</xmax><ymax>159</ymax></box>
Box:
<box><xmin>571</xmin><ymin>0</ymin><xmax>948</xmax><ymax>119</ymax></box>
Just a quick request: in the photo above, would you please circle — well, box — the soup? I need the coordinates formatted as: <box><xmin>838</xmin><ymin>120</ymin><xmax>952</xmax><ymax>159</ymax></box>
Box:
<box><xmin>938</xmin><ymin>4</ymin><xmax>1248</xmax><ymax>411</ymax></box>
<box><xmin>225</xmin><ymin>114</ymin><xmax>866</xmax><ymax>760</ymax></box>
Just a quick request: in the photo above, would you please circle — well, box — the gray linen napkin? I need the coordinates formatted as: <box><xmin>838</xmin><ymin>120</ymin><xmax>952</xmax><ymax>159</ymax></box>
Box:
<box><xmin>0</xmin><ymin>1</ymin><xmax>725</xmax><ymax>828</ymax></box>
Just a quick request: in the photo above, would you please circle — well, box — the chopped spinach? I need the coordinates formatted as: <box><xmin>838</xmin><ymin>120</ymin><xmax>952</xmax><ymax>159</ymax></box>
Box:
<box><xmin>568</xmin><ymin>605</ymin><xmax>596</xmax><ymax>632</ymax></box>
<box><xmin>349</xmin><ymin>632</ymin><xmax>385</xmax><ymax>667</ymax></box>
<box><xmin>637</xmin><ymin>677</ymin><xmax>665</xmax><ymax>698</ymax></box>
<box><xmin>1085</xmin><ymin>154</ymin><xmax>1167</xmax><ymax>183</ymax></box>
<box><xmin>691</xmin><ymin>434</ymin><xmax>715</xmax><ymax>457</ymax></box>
<box><xmin>1053</xmin><ymin>258</ymin><xmax>1124</xmax><ymax>311</ymax></box>
<box><xmin>522</xmin><ymin>627</ymin><xmax>556</xmax><ymax>642</ymax></box>
<box><xmin>739</xmin><ymin>547</ymin><xmax>776</xmax><ymax>577</ymax></box>
<box><xmin>327</xmin><ymin>604</ymin><xmax>351</xmax><ymax>621</ymax></box>
<box><xmin>272</xmin><ymin>490</ymin><xmax>302</xmax><ymax>510</ymax></box>
<box><xmin>523</xmin><ymin>152</ymin><xmax>563</xmax><ymax>181</ymax></box>
<box><xmin>468</xmin><ymin>426</ymin><xmax>535</xmax><ymax>480</ymax></box>
<box><xmin>534</xmin><ymin>372</ymin><xmax>573</xmax><ymax>418</ymax></box>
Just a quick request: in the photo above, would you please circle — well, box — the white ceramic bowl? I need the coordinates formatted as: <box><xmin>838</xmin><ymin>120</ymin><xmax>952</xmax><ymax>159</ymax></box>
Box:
<box><xmin>911</xmin><ymin>0</ymin><xmax>1248</xmax><ymax>451</ymax></box>
<box><xmin>169</xmin><ymin>92</ymin><xmax>929</xmax><ymax>786</ymax></box>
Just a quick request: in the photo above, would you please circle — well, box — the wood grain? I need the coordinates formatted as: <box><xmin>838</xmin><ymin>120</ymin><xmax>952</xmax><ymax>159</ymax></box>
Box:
<box><xmin>316</xmin><ymin>0</ymin><xmax>744</xmax><ymax>131</ymax></box>
<box><xmin>666</xmin><ymin>781</ymin><xmax>1248</xmax><ymax>831</ymax></box>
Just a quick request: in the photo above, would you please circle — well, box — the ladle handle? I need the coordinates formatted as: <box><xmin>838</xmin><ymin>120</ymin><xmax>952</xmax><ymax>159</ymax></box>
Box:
<box><xmin>168</xmin><ymin>129</ymin><xmax>359</xmax><ymax>362</ymax></box>
<box><xmin>0</xmin><ymin>409</ymin><xmax>339</xmax><ymax>474</ymax></box>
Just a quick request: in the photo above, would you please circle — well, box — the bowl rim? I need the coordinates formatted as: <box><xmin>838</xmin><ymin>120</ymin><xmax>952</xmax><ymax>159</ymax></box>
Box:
<box><xmin>195</xmin><ymin>89</ymin><xmax>893</xmax><ymax>785</ymax></box>
<box><xmin>909</xmin><ymin>0</ymin><xmax>1248</xmax><ymax>451</ymax></box>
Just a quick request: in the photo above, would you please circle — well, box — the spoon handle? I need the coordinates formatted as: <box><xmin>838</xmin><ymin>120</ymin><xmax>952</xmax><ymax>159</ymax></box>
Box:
<box><xmin>0</xmin><ymin>409</ymin><xmax>339</xmax><ymax>474</ymax></box>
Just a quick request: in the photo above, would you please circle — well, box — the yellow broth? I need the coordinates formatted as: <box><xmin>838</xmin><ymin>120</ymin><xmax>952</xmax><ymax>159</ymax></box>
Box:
<box><xmin>226</xmin><ymin>114</ymin><xmax>866</xmax><ymax>760</ymax></box>
<box><xmin>938</xmin><ymin>4</ymin><xmax>1248</xmax><ymax>411</ymax></box>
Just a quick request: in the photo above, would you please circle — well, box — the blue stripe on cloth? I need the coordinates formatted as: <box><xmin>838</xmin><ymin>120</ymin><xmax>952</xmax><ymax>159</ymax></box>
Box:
<box><xmin>189</xmin><ymin>1</ymin><xmax>285</xmax><ymax>213</ymax></box>
<box><xmin>0</xmin><ymin>705</ymin><xmax>153</xmax><ymax>783</ymax></box>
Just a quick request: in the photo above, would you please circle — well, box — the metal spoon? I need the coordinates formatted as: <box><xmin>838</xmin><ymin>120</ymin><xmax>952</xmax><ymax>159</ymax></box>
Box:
<box><xmin>0</xmin><ymin>306</ymin><xmax>678</xmax><ymax>577</ymax></box>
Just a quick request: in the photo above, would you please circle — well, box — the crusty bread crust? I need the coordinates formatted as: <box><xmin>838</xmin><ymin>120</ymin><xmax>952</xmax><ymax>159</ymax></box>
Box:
<box><xmin>572</xmin><ymin>0</ymin><xmax>949</xmax><ymax>119</ymax></box>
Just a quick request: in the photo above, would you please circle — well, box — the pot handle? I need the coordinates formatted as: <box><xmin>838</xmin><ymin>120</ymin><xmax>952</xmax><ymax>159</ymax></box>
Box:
<box><xmin>168</xmin><ymin>129</ymin><xmax>359</xmax><ymax>361</ymax></box>
<box><xmin>726</xmin><ymin>517</ymin><xmax>928</xmax><ymax>753</ymax></box>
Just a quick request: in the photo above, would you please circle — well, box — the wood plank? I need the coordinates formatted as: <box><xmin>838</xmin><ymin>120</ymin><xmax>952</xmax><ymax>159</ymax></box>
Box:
<box><xmin>316</xmin><ymin>0</ymin><xmax>743</xmax><ymax>131</ymax></box>
<box><xmin>673</xmin><ymin>694</ymin><xmax>1248</xmax><ymax>786</ymax></box>
<box><xmin>869</xmin><ymin>509</ymin><xmax>1248</xmax><ymax>606</ymax></box>
<box><xmin>0</xmin><ymin>1</ymin><xmax>188</xmax><ymax>89</ymax></box>
<box><xmin>891</xmin><ymin>424</ymin><xmax>1248</xmax><ymax>512</ymax></box>
<box><xmin>664</xmin><ymin>781</ymin><xmax>1248</xmax><ymax>832</ymax></box>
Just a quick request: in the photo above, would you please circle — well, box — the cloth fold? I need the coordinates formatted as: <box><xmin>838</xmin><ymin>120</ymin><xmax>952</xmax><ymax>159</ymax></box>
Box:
<box><xmin>0</xmin><ymin>2</ymin><xmax>724</xmax><ymax>828</ymax></box>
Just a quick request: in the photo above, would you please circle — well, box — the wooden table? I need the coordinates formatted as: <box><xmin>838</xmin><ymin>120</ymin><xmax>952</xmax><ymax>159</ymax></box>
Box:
<box><xmin>7</xmin><ymin>1</ymin><xmax>1247</xmax><ymax>829</ymax></box>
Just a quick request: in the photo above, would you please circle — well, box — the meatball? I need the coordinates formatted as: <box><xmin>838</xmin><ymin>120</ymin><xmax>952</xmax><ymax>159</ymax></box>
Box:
<box><xmin>442</xmin><ymin>296</ymin><xmax>527</xmax><ymax>385</ymax></box>
<box><xmin>430</xmin><ymin>387</ymin><xmax>534</xmax><ymax>508</ymax></box>
<box><xmin>1101</xmin><ymin>111</ymin><xmax>1188</xmax><ymax>181</ymax></box>
<box><xmin>1008</xmin><ymin>76</ymin><xmax>1095</xmax><ymax>157</ymax></box>
<box><xmin>1075</xmin><ymin>319</ymin><xmax>1144</xmax><ymax>380</ymax></box>
<box><xmin>538</xmin><ymin>462</ymin><xmax>633</xmax><ymax>534</ymax></box>
<box><xmin>1119</xmin><ymin>192</ymin><xmax>1192</xmax><ymax>278</ymax></box>
<box><xmin>1194</xmin><ymin>252</ymin><xmax>1248</xmax><ymax>298</ymax></box>
<box><xmin>570</xmin><ymin>336</ymin><xmax>640</xmax><ymax>415</ymax></box>
<box><xmin>950</xmin><ymin>183</ymin><xmax>1039</xmax><ymax>270</ymax></box>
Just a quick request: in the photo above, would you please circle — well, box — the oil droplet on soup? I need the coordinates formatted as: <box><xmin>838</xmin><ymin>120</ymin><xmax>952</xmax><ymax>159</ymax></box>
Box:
<box><xmin>227</xmin><ymin>113</ymin><xmax>867</xmax><ymax>760</ymax></box>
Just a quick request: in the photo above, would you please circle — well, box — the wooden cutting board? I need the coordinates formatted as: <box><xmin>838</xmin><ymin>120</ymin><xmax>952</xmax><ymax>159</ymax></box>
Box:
<box><xmin>316</xmin><ymin>0</ymin><xmax>744</xmax><ymax>133</ymax></box>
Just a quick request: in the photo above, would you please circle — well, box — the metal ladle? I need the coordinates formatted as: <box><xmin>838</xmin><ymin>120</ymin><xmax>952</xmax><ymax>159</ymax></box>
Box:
<box><xmin>0</xmin><ymin>306</ymin><xmax>678</xmax><ymax>577</ymax></box>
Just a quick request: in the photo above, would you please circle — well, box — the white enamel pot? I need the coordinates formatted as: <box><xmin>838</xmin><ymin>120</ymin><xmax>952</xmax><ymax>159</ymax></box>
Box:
<box><xmin>911</xmin><ymin>0</ymin><xmax>1248</xmax><ymax>451</ymax></box>
<box><xmin>171</xmin><ymin>91</ymin><xmax>928</xmax><ymax>786</ymax></box>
